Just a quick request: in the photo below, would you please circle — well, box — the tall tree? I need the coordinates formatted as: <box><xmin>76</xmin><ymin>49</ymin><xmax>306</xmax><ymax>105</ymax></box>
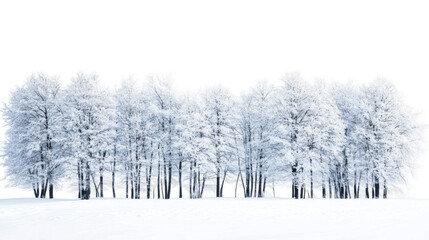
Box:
<box><xmin>63</xmin><ymin>73</ymin><xmax>114</xmax><ymax>200</ymax></box>
<box><xmin>237</xmin><ymin>81</ymin><xmax>278</xmax><ymax>197</ymax></box>
<box><xmin>3</xmin><ymin>73</ymin><xmax>65</xmax><ymax>198</ymax></box>
<box><xmin>204</xmin><ymin>87</ymin><xmax>236</xmax><ymax>197</ymax></box>
<box><xmin>147</xmin><ymin>75</ymin><xmax>179</xmax><ymax>199</ymax></box>
<box><xmin>360</xmin><ymin>79</ymin><xmax>418</xmax><ymax>198</ymax></box>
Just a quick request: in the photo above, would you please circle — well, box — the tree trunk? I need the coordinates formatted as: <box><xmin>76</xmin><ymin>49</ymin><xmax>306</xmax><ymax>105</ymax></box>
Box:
<box><xmin>235</xmin><ymin>172</ymin><xmax>240</xmax><ymax>198</ymax></box>
<box><xmin>200</xmin><ymin>177</ymin><xmax>206</xmax><ymax>197</ymax></box>
<box><xmin>245</xmin><ymin>163</ymin><xmax>250</xmax><ymax>198</ymax></box>
<box><xmin>91</xmin><ymin>174</ymin><xmax>99</xmax><ymax>198</ymax></box>
<box><xmin>262</xmin><ymin>176</ymin><xmax>267</xmax><ymax>197</ymax></box>
<box><xmin>49</xmin><ymin>183</ymin><xmax>54</xmax><ymax>199</ymax></box>
<box><xmin>157</xmin><ymin>159</ymin><xmax>161</xmax><ymax>199</ymax></box>
<box><xmin>178</xmin><ymin>160</ymin><xmax>183</xmax><ymax>198</ymax></box>
<box><xmin>300</xmin><ymin>185</ymin><xmax>305</xmax><ymax>199</ymax></box>
<box><xmin>374</xmin><ymin>175</ymin><xmax>380</xmax><ymax>199</ymax></box>
<box><xmin>78</xmin><ymin>162</ymin><xmax>81</xmax><ymax>199</ymax></box>
<box><xmin>112</xmin><ymin>145</ymin><xmax>116</xmax><ymax>198</ymax></box>
<box><xmin>322</xmin><ymin>185</ymin><xmax>326</xmax><ymax>198</ymax></box>
<box><xmin>220</xmin><ymin>170</ymin><xmax>227</xmax><ymax>197</ymax></box>
<box><xmin>163</xmin><ymin>156</ymin><xmax>168</xmax><ymax>199</ymax></box>
<box><xmin>292</xmin><ymin>164</ymin><xmax>298</xmax><ymax>199</ymax></box>
<box><xmin>112</xmin><ymin>169</ymin><xmax>116</xmax><ymax>198</ymax></box>
<box><xmin>365</xmin><ymin>183</ymin><xmax>369</xmax><ymax>199</ymax></box>
<box><xmin>33</xmin><ymin>182</ymin><xmax>40</xmax><ymax>198</ymax></box>
<box><xmin>383</xmin><ymin>180</ymin><xmax>387</xmax><ymax>199</ymax></box>
<box><xmin>189</xmin><ymin>162</ymin><xmax>193</xmax><ymax>199</ymax></box>
<box><xmin>322</xmin><ymin>173</ymin><xmax>326</xmax><ymax>198</ymax></box>
<box><xmin>126</xmin><ymin>170</ymin><xmax>129</xmax><ymax>199</ymax></box>
<box><xmin>146</xmin><ymin>151</ymin><xmax>153</xmax><ymax>199</ymax></box>
<box><xmin>82</xmin><ymin>161</ymin><xmax>91</xmax><ymax>200</ymax></box>
<box><xmin>167</xmin><ymin>157</ymin><xmax>172</xmax><ymax>199</ymax></box>
<box><xmin>99</xmin><ymin>174</ymin><xmax>103</xmax><ymax>198</ymax></box>
<box><xmin>216</xmin><ymin>166</ymin><xmax>220</xmax><ymax>197</ymax></box>
<box><xmin>130</xmin><ymin>175</ymin><xmax>134</xmax><ymax>199</ymax></box>
<box><xmin>40</xmin><ymin>178</ymin><xmax>46</xmax><ymax>198</ymax></box>
<box><xmin>257</xmin><ymin>163</ymin><xmax>263</xmax><ymax>198</ymax></box>
<box><xmin>146</xmin><ymin>165</ymin><xmax>152</xmax><ymax>199</ymax></box>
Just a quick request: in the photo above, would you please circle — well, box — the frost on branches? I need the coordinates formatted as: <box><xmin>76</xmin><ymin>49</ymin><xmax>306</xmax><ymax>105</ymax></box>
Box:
<box><xmin>2</xmin><ymin>72</ymin><xmax>419</xmax><ymax>199</ymax></box>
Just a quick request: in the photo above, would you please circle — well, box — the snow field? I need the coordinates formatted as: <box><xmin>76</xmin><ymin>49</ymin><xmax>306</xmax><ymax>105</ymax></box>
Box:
<box><xmin>0</xmin><ymin>198</ymin><xmax>428</xmax><ymax>240</ymax></box>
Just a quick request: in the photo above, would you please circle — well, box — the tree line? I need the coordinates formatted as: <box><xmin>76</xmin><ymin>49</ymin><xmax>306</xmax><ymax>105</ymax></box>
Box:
<box><xmin>2</xmin><ymin>72</ymin><xmax>418</xmax><ymax>200</ymax></box>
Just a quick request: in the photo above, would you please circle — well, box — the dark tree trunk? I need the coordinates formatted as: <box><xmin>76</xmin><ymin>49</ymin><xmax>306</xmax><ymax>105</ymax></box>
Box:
<box><xmin>44</xmin><ymin>178</ymin><xmax>49</xmax><ymax>197</ymax></box>
<box><xmin>383</xmin><ymin>181</ymin><xmax>387</xmax><ymax>199</ymax></box>
<box><xmin>189</xmin><ymin>162</ymin><xmax>193</xmax><ymax>199</ymax></box>
<box><xmin>160</xmin><ymin>179</ymin><xmax>165</xmax><ymax>199</ymax></box>
<box><xmin>112</xmin><ymin>145</ymin><xmax>116</xmax><ymax>198</ymax></box>
<box><xmin>374</xmin><ymin>175</ymin><xmax>380</xmax><ymax>199</ymax></box>
<box><xmin>33</xmin><ymin>182</ymin><xmax>40</xmax><ymax>198</ymax></box>
<box><xmin>322</xmin><ymin>185</ymin><xmax>326</xmax><ymax>198</ymax></box>
<box><xmin>310</xmin><ymin>172</ymin><xmax>313</xmax><ymax>198</ymax></box>
<box><xmin>40</xmin><ymin>178</ymin><xmax>48</xmax><ymax>198</ymax></box>
<box><xmin>167</xmin><ymin>157</ymin><xmax>172</xmax><ymax>199</ymax></box>
<box><xmin>257</xmin><ymin>163</ymin><xmax>263</xmax><ymax>198</ymax></box>
<box><xmin>322</xmin><ymin>174</ymin><xmax>326</xmax><ymax>198</ymax></box>
<box><xmin>157</xmin><ymin>159</ymin><xmax>161</xmax><ymax>199</ymax></box>
<box><xmin>146</xmin><ymin>162</ymin><xmax>152</xmax><ymax>199</ymax></box>
<box><xmin>134</xmin><ymin>163</ymin><xmax>141</xmax><ymax>199</ymax></box>
<box><xmin>300</xmin><ymin>185</ymin><xmax>305</xmax><ymax>199</ymax></box>
<box><xmin>100</xmin><ymin>174</ymin><xmax>103</xmax><ymax>198</ymax></box>
<box><xmin>262</xmin><ymin>176</ymin><xmax>267</xmax><ymax>196</ymax></box>
<box><xmin>356</xmin><ymin>171</ymin><xmax>362</xmax><ymax>198</ymax></box>
<box><xmin>40</xmin><ymin>179</ymin><xmax>46</xmax><ymax>198</ymax></box>
<box><xmin>216</xmin><ymin>166</ymin><xmax>220</xmax><ymax>197</ymax></box>
<box><xmin>245</xmin><ymin>163</ymin><xmax>250</xmax><ymax>197</ymax></box>
<box><xmin>49</xmin><ymin>184</ymin><xmax>53</xmax><ymax>199</ymax></box>
<box><xmin>33</xmin><ymin>187</ymin><xmax>38</xmax><ymax>198</ymax></box>
<box><xmin>292</xmin><ymin>164</ymin><xmax>298</xmax><ymax>199</ymax></box>
<box><xmin>126</xmin><ymin>171</ymin><xmax>129</xmax><ymax>199</ymax></box>
<box><xmin>78</xmin><ymin>162</ymin><xmax>81</xmax><ymax>199</ymax></box>
<box><xmin>131</xmin><ymin>176</ymin><xmax>134</xmax><ymax>199</ymax></box>
<box><xmin>81</xmin><ymin>161</ymin><xmax>91</xmax><ymax>200</ymax></box>
<box><xmin>163</xmin><ymin>157</ymin><xmax>168</xmax><ymax>199</ymax></box>
<box><xmin>365</xmin><ymin>183</ymin><xmax>370</xmax><ymax>199</ymax></box>
<box><xmin>112</xmin><ymin>166</ymin><xmax>116</xmax><ymax>198</ymax></box>
<box><xmin>178</xmin><ymin>160</ymin><xmax>183</xmax><ymax>198</ymax></box>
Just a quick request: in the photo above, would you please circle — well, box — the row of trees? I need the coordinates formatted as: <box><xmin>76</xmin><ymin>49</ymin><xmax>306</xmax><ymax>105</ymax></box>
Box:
<box><xmin>2</xmin><ymin>72</ymin><xmax>418</xmax><ymax>199</ymax></box>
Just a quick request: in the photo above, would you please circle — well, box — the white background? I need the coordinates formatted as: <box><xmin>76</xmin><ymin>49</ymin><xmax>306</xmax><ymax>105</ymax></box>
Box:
<box><xmin>0</xmin><ymin>0</ymin><xmax>427</xmax><ymax>198</ymax></box>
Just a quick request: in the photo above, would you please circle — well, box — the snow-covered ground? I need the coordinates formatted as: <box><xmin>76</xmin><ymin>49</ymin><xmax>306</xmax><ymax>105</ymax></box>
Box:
<box><xmin>0</xmin><ymin>198</ymin><xmax>428</xmax><ymax>240</ymax></box>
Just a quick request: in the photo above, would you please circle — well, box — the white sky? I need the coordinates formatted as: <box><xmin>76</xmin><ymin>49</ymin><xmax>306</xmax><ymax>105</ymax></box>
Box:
<box><xmin>0</xmin><ymin>0</ymin><xmax>428</xmax><ymax>198</ymax></box>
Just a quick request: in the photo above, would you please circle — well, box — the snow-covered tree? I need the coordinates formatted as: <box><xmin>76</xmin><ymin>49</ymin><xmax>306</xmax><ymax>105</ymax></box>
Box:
<box><xmin>115</xmin><ymin>78</ymin><xmax>156</xmax><ymax>199</ymax></box>
<box><xmin>175</xmin><ymin>95</ymin><xmax>214</xmax><ymax>198</ymax></box>
<box><xmin>307</xmin><ymin>81</ymin><xmax>344</xmax><ymax>199</ymax></box>
<box><xmin>273</xmin><ymin>73</ymin><xmax>314</xmax><ymax>198</ymax></box>
<box><xmin>3</xmin><ymin>73</ymin><xmax>65</xmax><ymax>198</ymax></box>
<box><xmin>203</xmin><ymin>86</ymin><xmax>236</xmax><ymax>197</ymax></box>
<box><xmin>2</xmin><ymin>72</ymin><xmax>420</xmax><ymax>200</ymax></box>
<box><xmin>147</xmin><ymin>75</ymin><xmax>180</xmax><ymax>199</ymax></box>
<box><xmin>331</xmin><ymin>82</ymin><xmax>366</xmax><ymax>198</ymax></box>
<box><xmin>63</xmin><ymin>73</ymin><xmax>115</xmax><ymax>200</ymax></box>
<box><xmin>360</xmin><ymin>79</ymin><xmax>418</xmax><ymax>198</ymax></box>
<box><xmin>236</xmin><ymin>81</ymin><xmax>279</xmax><ymax>197</ymax></box>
